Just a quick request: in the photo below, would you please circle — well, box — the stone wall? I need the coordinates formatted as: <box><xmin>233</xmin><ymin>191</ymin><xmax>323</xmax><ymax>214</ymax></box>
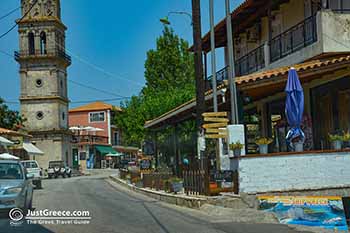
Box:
<box><xmin>238</xmin><ymin>152</ymin><xmax>350</xmax><ymax>194</ymax></box>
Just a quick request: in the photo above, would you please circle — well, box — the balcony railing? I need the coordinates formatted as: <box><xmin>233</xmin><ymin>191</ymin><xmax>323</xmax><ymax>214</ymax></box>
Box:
<box><xmin>14</xmin><ymin>49</ymin><xmax>71</xmax><ymax>64</ymax></box>
<box><xmin>71</xmin><ymin>135</ymin><xmax>108</xmax><ymax>144</ymax></box>
<box><xmin>205</xmin><ymin>66</ymin><xmax>228</xmax><ymax>90</ymax></box>
<box><xmin>235</xmin><ymin>44</ymin><xmax>265</xmax><ymax>77</ymax></box>
<box><xmin>270</xmin><ymin>15</ymin><xmax>317</xmax><ymax>63</ymax></box>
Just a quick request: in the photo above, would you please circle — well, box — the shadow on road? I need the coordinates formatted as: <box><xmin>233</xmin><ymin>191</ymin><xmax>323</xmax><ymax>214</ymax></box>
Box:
<box><xmin>0</xmin><ymin>219</ymin><xmax>54</xmax><ymax>233</ymax></box>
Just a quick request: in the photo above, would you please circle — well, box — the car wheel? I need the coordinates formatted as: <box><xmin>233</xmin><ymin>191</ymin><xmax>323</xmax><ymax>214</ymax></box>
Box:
<box><xmin>36</xmin><ymin>180</ymin><xmax>42</xmax><ymax>189</ymax></box>
<box><xmin>62</xmin><ymin>174</ymin><xmax>66</xmax><ymax>178</ymax></box>
<box><xmin>68</xmin><ymin>173</ymin><xmax>71</xmax><ymax>178</ymax></box>
<box><xmin>48</xmin><ymin>175</ymin><xmax>52</xmax><ymax>179</ymax></box>
<box><xmin>54</xmin><ymin>175</ymin><xmax>58</xmax><ymax>179</ymax></box>
<box><xmin>27</xmin><ymin>196</ymin><xmax>33</xmax><ymax>210</ymax></box>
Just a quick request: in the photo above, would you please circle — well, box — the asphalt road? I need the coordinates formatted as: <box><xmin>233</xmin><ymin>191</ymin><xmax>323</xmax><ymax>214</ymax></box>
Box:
<box><xmin>0</xmin><ymin>172</ymin><xmax>312</xmax><ymax>233</ymax></box>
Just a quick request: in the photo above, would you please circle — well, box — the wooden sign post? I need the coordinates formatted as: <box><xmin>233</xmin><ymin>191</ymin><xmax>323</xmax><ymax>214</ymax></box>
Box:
<box><xmin>202</xmin><ymin>112</ymin><xmax>228</xmax><ymax>138</ymax></box>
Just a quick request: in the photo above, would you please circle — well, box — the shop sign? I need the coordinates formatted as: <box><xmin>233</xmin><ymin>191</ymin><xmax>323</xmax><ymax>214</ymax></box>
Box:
<box><xmin>258</xmin><ymin>196</ymin><xmax>347</xmax><ymax>231</ymax></box>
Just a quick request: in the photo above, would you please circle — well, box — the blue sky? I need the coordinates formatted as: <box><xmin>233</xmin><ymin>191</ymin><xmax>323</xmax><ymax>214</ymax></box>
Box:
<box><xmin>0</xmin><ymin>0</ymin><xmax>243</xmax><ymax>110</ymax></box>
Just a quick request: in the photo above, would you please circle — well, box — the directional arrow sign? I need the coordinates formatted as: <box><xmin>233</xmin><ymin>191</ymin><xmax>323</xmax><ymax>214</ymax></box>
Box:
<box><xmin>202</xmin><ymin>112</ymin><xmax>227</xmax><ymax>117</ymax></box>
<box><xmin>205</xmin><ymin>133</ymin><xmax>228</xmax><ymax>139</ymax></box>
<box><xmin>204</xmin><ymin>117</ymin><xmax>229</xmax><ymax>123</ymax></box>
<box><xmin>203</xmin><ymin>123</ymin><xmax>227</xmax><ymax>129</ymax></box>
<box><xmin>205</xmin><ymin>128</ymin><xmax>227</xmax><ymax>133</ymax></box>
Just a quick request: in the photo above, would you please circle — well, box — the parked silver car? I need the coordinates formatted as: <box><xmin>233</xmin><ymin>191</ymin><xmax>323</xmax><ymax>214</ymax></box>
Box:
<box><xmin>21</xmin><ymin>160</ymin><xmax>42</xmax><ymax>189</ymax></box>
<box><xmin>0</xmin><ymin>160</ymin><xmax>34</xmax><ymax>212</ymax></box>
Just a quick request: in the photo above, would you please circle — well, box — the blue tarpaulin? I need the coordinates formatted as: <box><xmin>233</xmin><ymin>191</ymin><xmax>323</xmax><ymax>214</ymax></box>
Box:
<box><xmin>285</xmin><ymin>68</ymin><xmax>305</xmax><ymax>147</ymax></box>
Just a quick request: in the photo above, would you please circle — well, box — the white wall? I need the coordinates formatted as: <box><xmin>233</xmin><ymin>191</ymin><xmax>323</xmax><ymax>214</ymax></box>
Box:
<box><xmin>239</xmin><ymin>152</ymin><xmax>350</xmax><ymax>194</ymax></box>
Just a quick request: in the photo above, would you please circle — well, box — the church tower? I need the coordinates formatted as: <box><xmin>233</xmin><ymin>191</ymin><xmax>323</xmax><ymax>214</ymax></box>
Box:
<box><xmin>15</xmin><ymin>0</ymin><xmax>71</xmax><ymax>168</ymax></box>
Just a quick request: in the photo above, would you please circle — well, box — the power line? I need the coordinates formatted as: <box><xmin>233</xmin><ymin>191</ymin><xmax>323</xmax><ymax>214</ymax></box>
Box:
<box><xmin>0</xmin><ymin>6</ymin><xmax>20</xmax><ymax>21</ymax></box>
<box><xmin>0</xmin><ymin>1</ymin><xmax>144</xmax><ymax>91</ymax></box>
<box><xmin>0</xmin><ymin>0</ymin><xmax>38</xmax><ymax>40</ymax></box>
<box><xmin>3</xmin><ymin>97</ymin><xmax>130</xmax><ymax>105</ymax></box>
<box><xmin>0</xmin><ymin>49</ymin><xmax>129</xmax><ymax>99</ymax></box>
<box><xmin>68</xmin><ymin>80</ymin><xmax>128</xmax><ymax>98</ymax></box>
<box><xmin>70</xmin><ymin>97</ymin><xmax>130</xmax><ymax>104</ymax></box>
<box><xmin>46</xmin><ymin>33</ymin><xmax>145</xmax><ymax>87</ymax></box>
<box><xmin>0</xmin><ymin>49</ymin><xmax>14</xmax><ymax>58</ymax></box>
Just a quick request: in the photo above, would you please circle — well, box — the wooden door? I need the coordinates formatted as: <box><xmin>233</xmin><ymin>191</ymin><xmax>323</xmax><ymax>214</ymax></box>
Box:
<box><xmin>318</xmin><ymin>94</ymin><xmax>333</xmax><ymax>149</ymax></box>
<box><xmin>338</xmin><ymin>90</ymin><xmax>350</xmax><ymax>132</ymax></box>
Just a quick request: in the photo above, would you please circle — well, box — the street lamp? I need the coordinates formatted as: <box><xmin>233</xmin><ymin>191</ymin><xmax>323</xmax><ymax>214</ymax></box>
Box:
<box><xmin>160</xmin><ymin>11</ymin><xmax>192</xmax><ymax>25</ymax></box>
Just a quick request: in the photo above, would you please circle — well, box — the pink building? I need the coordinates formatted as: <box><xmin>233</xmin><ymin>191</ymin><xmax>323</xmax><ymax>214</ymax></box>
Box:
<box><xmin>69</xmin><ymin>102</ymin><xmax>123</xmax><ymax>169</ymax></box>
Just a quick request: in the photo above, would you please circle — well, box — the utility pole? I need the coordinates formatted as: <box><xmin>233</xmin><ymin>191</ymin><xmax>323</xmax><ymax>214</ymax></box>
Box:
<box><xmin>226</xmin><ymin>0</ymin><xmax>239</xmax><ymax>124</ymax></box>
<box><xmin>209</xmin><ymin>0</ymin><xmax>221</xmax><ymax>171</ymax></box>
<box><xmin>191</xmin><ymin>0</ymin><xmax>206</xmax><ymax>165</ymax></box>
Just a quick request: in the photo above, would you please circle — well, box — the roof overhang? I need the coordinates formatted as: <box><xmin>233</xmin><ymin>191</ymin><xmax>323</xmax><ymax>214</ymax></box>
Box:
<box><xmin>145</xmin><ymin>54</ymin><xmax>350</xmax><ymax>130</ymax></box>
<box><xmin>190</xmin><ymin>0</ymin><xmax>289</xmax><ymax>53</ymax></box>
<box><xmin>144</xmin><ymin>84</ymin><xmax>227</xmax><ymax>129</ymax></box>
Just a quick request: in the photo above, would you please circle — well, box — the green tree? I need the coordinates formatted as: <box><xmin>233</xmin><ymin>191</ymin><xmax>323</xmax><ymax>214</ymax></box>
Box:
<box><xmin>0</xmin><ymin>98</ymin><xmax>25</xmax><ymax>130</ymax></box>
<box><xmin>115</xmin><ymin>27</ymin><xmax>195</xmax><ymax>146</ymax></box>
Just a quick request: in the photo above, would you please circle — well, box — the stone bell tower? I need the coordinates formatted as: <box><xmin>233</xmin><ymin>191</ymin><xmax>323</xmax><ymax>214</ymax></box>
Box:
<box><xmin>15</xmin><ymin>0</ymin><xmax>72</xmax><ymax>168</ymax></box>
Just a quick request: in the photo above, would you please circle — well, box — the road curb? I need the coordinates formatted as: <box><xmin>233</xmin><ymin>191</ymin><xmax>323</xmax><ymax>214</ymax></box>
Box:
<box><xmin>109</xmin><ymin>174</ymin><xmax>208</xmax><ymax>209</ymax></box>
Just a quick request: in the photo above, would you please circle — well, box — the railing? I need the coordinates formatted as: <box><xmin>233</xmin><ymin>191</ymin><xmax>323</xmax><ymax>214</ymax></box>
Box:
<box><xmin>332</xmin><ymin>9</ymin><xmax>350</xmax><ymax>13</ymax></box>
<box><xmin>183</xmin><ymin>169</ymin><xmax>209</xmax><ymax>195</ymax></box>
<box><xmin>142</xmin><ymin>172</ymin><xmax>173</xmax><ymax>191</ymax></box>
<box><xmin>14</xmin><ymin>49</ymin><xmax>71</xmax><ymax>64</ymax></box>
<box><xmin>270</xmin><ymin>15</ymin><xmax>317</xmax><ymax>63</ymax></box>
<box><xmin>205</xmin><ymin>66</ymin><xmax>228</xmax><ymax>90</ymax></box>
<box><xmin>235</xmin><ymin>44</ymin><xmax>265</xmax><ymax>76</ymax></box>
<box><xmin>71</xmin><ymin>135</ymin><xmax>108</xmax><ymax>144</ymax></box>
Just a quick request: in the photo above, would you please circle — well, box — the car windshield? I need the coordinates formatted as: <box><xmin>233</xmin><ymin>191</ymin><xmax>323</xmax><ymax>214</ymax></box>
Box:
<box><xmin>49</xmin><ymin>162</ymin><xmax>63</xmax><ymax>168</ymax></box>
<box><xmin>22</xmin><ymin>161</ymin><xmax>38</xmax><ymax>169</ymax></box>
<box><xmin>0</xmin><ymin>163</ymin><xmax>23</xmax><ymax>180</ymax></box>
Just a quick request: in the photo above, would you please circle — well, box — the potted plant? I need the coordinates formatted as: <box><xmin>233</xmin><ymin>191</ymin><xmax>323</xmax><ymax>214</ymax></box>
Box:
<box><xmin>229</xmin><ymin>141</ymin><xmax>244</xmax><ymax>156</ymax></box>
<box><xmin>255</xmin><ymin>137</ymin><xmax>273</xmax><ymax>154</ymax></box>
<box><xmin>132</xmin><ymin>177</ymin><xmax>143</xmax><ymax>188</ymax></box>
<box><xmin>292</xmin><ymin>136</ymin><xmax>304</xmax><ymax>152</ymax></box>
<box><xmin>343</xmin><ymin>131</ymin><xmax>350</xmax><ymax>148</ymax></box>
<box><xmin>329</xmin><ymin>133</ymin><xmax>343</xmax><ymax>150</ymax></box>
<box><xmin>169</xmin><ymin>177</ymin><xmax>183</xmax><ymax>194</ymax></box>
<box><xmin>163</xmin><ymin>179</ymin><xmax>171</xmax><ymax>193</ymax></box>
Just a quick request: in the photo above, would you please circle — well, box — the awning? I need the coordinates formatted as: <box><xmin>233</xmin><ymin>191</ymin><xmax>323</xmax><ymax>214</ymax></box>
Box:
<box><xmin>95</xmin><ymin>145</ymin><xmax>117</xmax><ymax>156</ymax></box>
<box><xmin>0</xmin><ymin>136</ymin><xmax>14</xmax><ymax>146</ymax></box>
<box><xmin>106</xmin><ymin>152</ymin><xmax>122</xmax><ymax>157</ymax></box>
<box><xmin>0</xmin><ymin>153</ymin><xmax>19</xmax><ymax>160</ymax></box>
<box><xmin>23</xmin><ymin>142</ymin><xmax>44</xmax><ymax>156</ymax></box>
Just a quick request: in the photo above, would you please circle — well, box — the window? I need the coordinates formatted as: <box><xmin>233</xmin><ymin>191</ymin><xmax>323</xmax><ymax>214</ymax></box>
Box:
<box><xmin>36</xmin><ymin>111</ymin><xmax>44</xmax><ymax>120</ymax></box>
<box><xmin>114</xmin><ymin>132</ymin><xmax>120</xmax><ymax>146</ymax></box>
<box><xmin>28</xmin><ymin>32</ymin><xmax>35</xmax><ymax>55</ymax></box>
<box><xmin>62</xmin><ymin>112</ymin><xmax>65</xmax><ymax>120</ymax></box>
<box><xmin>36</xmin><ymin>79</ymin><xmax>43</xmax><ymax>87</ymax></box>
<box><xmin>89</xmin><ymin>112</ymin><xmax>105</xmax><ymax>122</ymax></box>
<box><xmin>22</xmin><ymin>161</ymin><xmax>38</xmax><ymax>169</ymax></box>
<box><xmin>40</xmin><ymin>31</ymin><xmax>47</xmax><ymax>54</ymax></box>
<box><xmin>0</xmin><ymin>163</ymin><xmax>23</xmax><ymax>180</ymax></box>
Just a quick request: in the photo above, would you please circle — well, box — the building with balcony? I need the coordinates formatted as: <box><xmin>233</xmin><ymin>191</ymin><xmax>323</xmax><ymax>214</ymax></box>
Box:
<box><xmin>145</xmin><ymin>0</ymin><xmax>350</xmax><ymax>194</ymax></box>
<box><xmin>69</xmin><ymin>102</ymin><xmax>123</xmax><ymax>169</ymax></box>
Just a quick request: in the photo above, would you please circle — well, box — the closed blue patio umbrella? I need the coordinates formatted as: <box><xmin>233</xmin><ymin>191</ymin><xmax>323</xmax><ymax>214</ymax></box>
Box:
<box><xmin>285</xmin><ymin>67</ymin><xmax>304</xmax><ymax>149</ymax></box>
